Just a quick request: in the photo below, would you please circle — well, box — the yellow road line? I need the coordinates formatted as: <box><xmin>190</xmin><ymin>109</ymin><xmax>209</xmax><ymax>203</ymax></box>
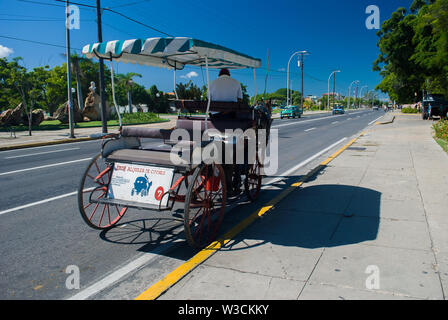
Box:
<box><xmin>135</xmin><ymin>132</ymin><xmax>364</xmax><ymax>300</ymax></box>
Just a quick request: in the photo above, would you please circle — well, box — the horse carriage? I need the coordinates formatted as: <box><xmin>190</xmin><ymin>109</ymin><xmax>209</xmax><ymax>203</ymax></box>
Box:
<box><xmin>78</xmin><ymin>37</ymin><xmax>271</xmax><ymax>248</ymax></box>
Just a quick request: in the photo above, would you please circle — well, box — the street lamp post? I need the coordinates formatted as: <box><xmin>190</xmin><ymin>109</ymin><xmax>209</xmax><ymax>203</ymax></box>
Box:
<box><xmin>286</xmin><ymin>50</ymin><xmax>309</xmax><ymax>106</ymax></box>
<box><xmin>347</xmin><ymin>80</ymin><xmax>359</xmax><ymax>109</ymax></box>
<box><xmin>65</xmin><ymin>0</ymin><xmax>75</xmax><ymax>138</ymax></box>
<box><xmin>359</xmin><ymin>86</ymin><xmax>368</xmax><ymax>109</ymax></box>
<box><xmin>327</xmin><ymin>70</ymin><xmax>340</xmax><ymax>110</ymax></box>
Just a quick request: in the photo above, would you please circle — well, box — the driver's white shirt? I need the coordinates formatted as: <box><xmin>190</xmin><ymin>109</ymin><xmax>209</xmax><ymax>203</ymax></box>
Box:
<box><xmin>209</xmin><ymin>75</ymin><xmax>243</xmax><ymax>102</ymax></box>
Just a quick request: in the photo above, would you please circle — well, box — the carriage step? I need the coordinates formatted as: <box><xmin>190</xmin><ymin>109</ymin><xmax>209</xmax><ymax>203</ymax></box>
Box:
<box><xmin>92</xmin><ymin>198</ymin><xmax>171</xmax><ymax>211</ymax></box>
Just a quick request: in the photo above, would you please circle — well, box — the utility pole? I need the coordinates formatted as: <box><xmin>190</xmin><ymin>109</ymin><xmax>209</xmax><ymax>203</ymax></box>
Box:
<box><xmin>65</xmin><ymin>0</ymin><xmax>75</xmax><ymax>138</ymax></box>
<box><xmin>328</xmin><ymin>70</ymin><xmax>340</xmax><ymax>110</ymax></box>
<box><xmin>96</xmin><ymin>0</ymin><xmax>108</xmax><ymax>133</ymax></box>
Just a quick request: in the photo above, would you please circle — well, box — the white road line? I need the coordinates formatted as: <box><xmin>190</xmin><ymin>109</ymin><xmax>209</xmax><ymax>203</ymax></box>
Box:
<box><xmin>4</xmin><ymin>147</ymin><xmax>80</xmax><ymax>159</ymax></box>
<box><xmin>262</xmin><ymin>137</ymin><xmax>347</xmax><ymax>188</ymax></box>
<box><xmin>0</xmin><ymin>191</ymin><xmax>77</xmax><ymax>216</ymax></box>
<box><xmin>0</xmin><ymin>158</ymin><xmax>92</xmax><ymax>176</ymax></box>
<box><xmin>66</xmin><ymin>242</ymin><xmax>180</xmax><ymax>300</ymax></box>
<box><xmin>0</xmin><ymin>139</ymin><xmax>98</xmax><ymax>154</ymax></box>
<box><xmin>304</xmin><ymin>127</ymin><xmax>316</xmax><ymax>132</ymax></box>
<box><xmin>272</xmin><ymin>114</ymin><xmax>344</xmax><ymax>129</ymax></box>
<box><xmin>0</xmin><ymin>187</ymin><xmax>94</xmax><ymax>216</ymax></box>
<box><xmin>332</xmin><ymin>121</ymin><xmax>339</xmax><ymax>124</ymax></box>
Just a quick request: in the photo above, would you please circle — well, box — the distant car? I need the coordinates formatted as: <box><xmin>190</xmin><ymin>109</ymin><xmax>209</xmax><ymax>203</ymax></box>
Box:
<box><xmin>373</xmin><ymin>106</ymin><xmax>379</xmax><ymax>111</ymax></box>
<box><xmin>332</xmin><ymin>105</ymin><xmax>345</xmax><ymax>115</ymax></box>
<box><xmin>280</xmin><ymin>105</ymin><xmax>303</xmax><ymax>119</ymax></box>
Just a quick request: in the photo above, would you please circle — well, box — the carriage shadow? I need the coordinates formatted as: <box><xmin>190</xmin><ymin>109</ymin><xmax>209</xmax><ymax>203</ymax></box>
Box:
<box><xmin>219</xmin><ymin>182</ymin><xmax>381</xmax><ymax>252</ymax></box>
<box><xmin>99</xmin><ymin>170</ymin><xmax>381</xmax><ymax>259</ymax></box>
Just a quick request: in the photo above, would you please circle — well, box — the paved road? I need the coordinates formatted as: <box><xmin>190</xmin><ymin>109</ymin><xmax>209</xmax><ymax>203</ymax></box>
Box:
<box><xmin>0</xmin><ymin>109</ymin><xmax>385</xmax><ymax>299</ymax></box>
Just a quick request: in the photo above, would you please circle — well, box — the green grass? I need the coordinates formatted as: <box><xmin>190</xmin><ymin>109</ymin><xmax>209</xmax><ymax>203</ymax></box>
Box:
<box><xmin>435</xmin><ymin>138</ymin><xmax>448</xmax><ymax>154</ymax></box>
<box><xmin>433</xmin><ymin>120</ymin><xmax>448</xmax><ymax>154</ymax></box>
<box><xmin>0</xmin><ymin>113</ymin><xmax>169</xmax><ymax>132</ymax></box>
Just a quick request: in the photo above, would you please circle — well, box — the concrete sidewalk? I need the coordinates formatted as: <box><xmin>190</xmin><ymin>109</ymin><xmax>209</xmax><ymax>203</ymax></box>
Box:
<box><xmin>159</xmin><ymin>113</ymin><xmax>448</xmax><ymax>300</ymax></box>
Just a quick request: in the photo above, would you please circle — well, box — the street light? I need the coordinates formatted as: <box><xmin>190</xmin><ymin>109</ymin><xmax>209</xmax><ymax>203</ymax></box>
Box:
<box><xmin>328</xmin><ymin>70</ymin><xmax>341</xmax><ymax>110</ymax></box>
<box><xmin>359</xmin><ymin>86</ymin><xmax>368</xmax><ymax>108</ymax></box>
<box><xmin>347</xmin><ymin>80</ymin><xmax>359</xmax><ymax>109</ymax></box>
<box><xmin>286</xmin><ymin>50</ymin><xmax>309</xmax><ymax>106</ymax></box>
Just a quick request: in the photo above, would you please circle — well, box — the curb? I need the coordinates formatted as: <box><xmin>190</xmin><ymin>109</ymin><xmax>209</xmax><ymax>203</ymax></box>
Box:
<box><xmin>0</xmin><ymin>136</ymin><xmax>100</xmax><ymax>152</ymax></box>
<box><xmin>135</xmin><ymin>131</ymin><xmax>366</xmax><ymax>300</ymax></box>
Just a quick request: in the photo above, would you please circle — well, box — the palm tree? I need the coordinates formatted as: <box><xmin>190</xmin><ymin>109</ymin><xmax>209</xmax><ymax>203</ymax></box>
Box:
<box><xmin>117</xmin><ymin>72</ymin><xmax>142</xmax><ymax>113</ymax></box>
<box><xmin>61</xmin><ymin>53</ymin><xmax>89</xmax><ymax>112</ymax></box>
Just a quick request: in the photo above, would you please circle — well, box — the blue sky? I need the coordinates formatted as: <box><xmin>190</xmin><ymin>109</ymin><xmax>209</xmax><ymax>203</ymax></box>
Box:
<box><xmin>0</xmin><ymin>0</ymin><xmax>414</xmax><ymax>101</ymax></box>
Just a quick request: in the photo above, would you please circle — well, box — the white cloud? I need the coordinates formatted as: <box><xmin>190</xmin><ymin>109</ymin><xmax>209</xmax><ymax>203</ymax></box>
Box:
<box><xmin>0</xmin><ymin>45</ymin><xmax>13</xmax><ymax>58</ymax></box>
<box><xmin>180</xmin><ymin>71</ymin><xmax>198</xmax><ymax>79</ymax></box>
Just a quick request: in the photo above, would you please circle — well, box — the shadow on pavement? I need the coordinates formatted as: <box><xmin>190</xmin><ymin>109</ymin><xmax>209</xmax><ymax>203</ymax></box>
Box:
<box><xmin>98</xmin><ymin>174</ymin><xmax>381</xmax><ymax>259</ymax></box>
<box><xmin>220</xmin><ymin>183</ymin><xmax>381</xmax><ymax>252</ymax></box>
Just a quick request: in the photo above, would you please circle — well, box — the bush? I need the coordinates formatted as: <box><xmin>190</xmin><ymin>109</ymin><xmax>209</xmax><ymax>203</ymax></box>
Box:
<box><xmin>401</xmin><ymin>107</ymin><xmax>419</xmax><ymax>114</ymax></box>
<box><xmin>433</xmin><ymin>119</ymin><xmax>448</xmax><ymax>142</ymax></box>
<box><xmin>121</xmin><ymin>112</ymin><xmax>161</xmax><ymax>124</ymax></box>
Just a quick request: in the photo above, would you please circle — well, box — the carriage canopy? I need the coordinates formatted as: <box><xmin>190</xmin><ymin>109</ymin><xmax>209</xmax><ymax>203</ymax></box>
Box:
<box><xmin>82</xmin><ymin>37</ymin><xmax>261</xmax><ymax>70</ymax></box>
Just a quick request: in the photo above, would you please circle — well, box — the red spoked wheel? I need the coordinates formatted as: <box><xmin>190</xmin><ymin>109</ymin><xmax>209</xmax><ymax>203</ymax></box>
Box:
<box><xmin>78</xmin><ymin>154</ymin><xmax>128</xmax><ymax>230</ymax></box>
<box><xmin>184</xmin><ymin>163</ymin><xmax>227</xmax><ymax>248</ymax></box>
<box><xmin>244</xmin><ymin>157</ymin><xmax>262</xmax><ymax>202</ymax></box>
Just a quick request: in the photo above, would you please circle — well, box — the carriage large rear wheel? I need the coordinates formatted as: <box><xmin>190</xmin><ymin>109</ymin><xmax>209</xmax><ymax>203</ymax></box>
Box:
<box><xmin>78</xmin><ymin>154</ymin><xmax>128</xmax><ymax>230</ymax></box>
<box><xmin>184</xmin><ymin>163</ymin><xmax>227</xmax><ymax>248</ymax></box>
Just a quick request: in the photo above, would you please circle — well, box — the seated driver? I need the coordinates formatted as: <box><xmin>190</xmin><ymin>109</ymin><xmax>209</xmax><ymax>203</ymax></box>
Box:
<box><xmin>209</xmin><ymin>68</ymin><xmax>244</xmax><ymax>196</ymax></box>
<box><xmin>210</xmin><ymin>68</ymin><xmax>243</xmax><ymax>103</ymax></box>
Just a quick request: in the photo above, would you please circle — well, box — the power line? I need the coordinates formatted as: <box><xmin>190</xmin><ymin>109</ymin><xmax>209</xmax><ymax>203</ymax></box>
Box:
<box><xmin>52</xmin><ymin>0</ymin><xmax>173</xmax><ymax>37</ymax></box>
<box><xmin>109</xmin><ymin>0</ymin><xmax>152</xmax><ymax>9</ymax></box>
<box><xmin>0</xmin><ymin>34</ymin><xmax>82</xmax><ymax>51</ymax></box>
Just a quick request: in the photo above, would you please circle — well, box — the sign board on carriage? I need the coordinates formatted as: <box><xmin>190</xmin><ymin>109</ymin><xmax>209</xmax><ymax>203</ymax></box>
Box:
<box><xmin>107</xmin><ymin>163</ymin><xmax>174</xmax><ymax>207</ymax></box>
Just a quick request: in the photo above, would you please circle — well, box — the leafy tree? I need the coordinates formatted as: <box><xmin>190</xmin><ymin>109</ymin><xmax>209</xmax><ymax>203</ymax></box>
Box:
<box><xmin>176</xmin><ymin>80</ymin><xmax>203</xmax><ymax>100</ymax></box>
<box><xmin>373</xmin><ymin>0</ymin><xmax>448</xmax><ymax>102</ymax></box>
<box><xmin>147</xmin><ymin>85</ymin><xmax>170</xmax><ymax>113</ymax></box>
<box><xmin>0</xmin><ymin>57</ymin><xmax>23</xmax><ymax>109</ymax></box>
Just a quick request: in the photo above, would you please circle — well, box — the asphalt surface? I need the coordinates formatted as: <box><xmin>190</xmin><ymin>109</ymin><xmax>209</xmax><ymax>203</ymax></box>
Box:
<box><xmin>0</xmin><ymin>109</ymin><xmax>385</xmax><ymax>299</ymax></box>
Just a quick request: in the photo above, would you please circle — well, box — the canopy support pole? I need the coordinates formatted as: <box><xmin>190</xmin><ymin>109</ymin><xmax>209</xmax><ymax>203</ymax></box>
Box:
<box><xmin>253</xmin><ymin>68</ymin><xmax>257</xmax><ymax>107</ymax></box>
<box><xmin>109</xmin><ymin>57</ymin><xmax>122</xmax><ymax>130</ymax></box>
<box><xmin>205</xmin><ymin>56</ymin><xmax>211</xmax><ymax>132</ymax></box>
<box><xmin>174</xmin><ymin>62</ymin><xmax>179</xmax><ymax>100</ymax></box>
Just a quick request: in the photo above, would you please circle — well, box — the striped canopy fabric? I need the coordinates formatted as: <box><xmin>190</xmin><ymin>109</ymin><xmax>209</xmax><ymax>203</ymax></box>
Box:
<box><xmin>82</xmin><ymin>37</ymin><xmax>261</xmax><ymax>70</ymax></box>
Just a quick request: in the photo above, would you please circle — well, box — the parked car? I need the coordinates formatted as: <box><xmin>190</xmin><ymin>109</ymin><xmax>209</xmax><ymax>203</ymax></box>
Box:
<box><xmin>422</xmin><ymin>94</ymin><xmax>448</xmax><ymax>120</ymax></box>
<box><xmin>332</xmin><ymin>105</ymin><xmax>345</xmax><ymax>115</ymax></box>
<box><xmin>280</xmin><ymin>105</ymin><xmax>303</xmax><ymax>119</ymax></box>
